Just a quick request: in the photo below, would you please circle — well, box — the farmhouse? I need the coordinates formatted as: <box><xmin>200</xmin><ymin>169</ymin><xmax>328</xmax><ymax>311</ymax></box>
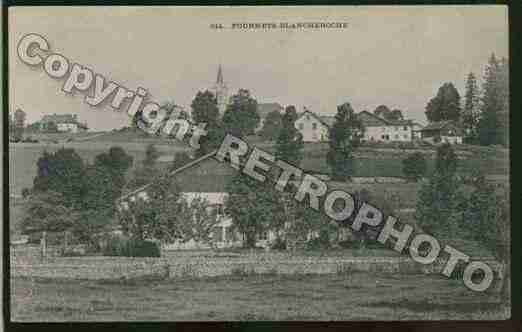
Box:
<box><xmin>357</xmin><ymin>111</ymin><xmax>414</xmax><ymax>142</ymax></box>
<box><xmin>294</xmin><ymin>109</ymin><xmax>330</xmax><ymax>142</ymax></box>
<box><xmin>40</xmin><ymin>113</ymin><xmax>87</xmax><ymax>133</ymax></box>
<box><xmin>420</xmin><ymin>120</ymin><xmax>463</xmax><ymax>144</ymax></box>
<box><xmin>118</xmin><ymin>156</ymin><xmax>279</xmax><ymax>249</ymax></box>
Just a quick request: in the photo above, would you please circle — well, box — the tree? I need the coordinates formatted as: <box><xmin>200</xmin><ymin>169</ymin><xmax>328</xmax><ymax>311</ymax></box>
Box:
<box><xmin>326</xmin><ymin>102</ymin><xmax>362</xmax><ymax>181</ymax></box>
<box><xmin>435</xmin><ymin>143</ymin><xmax>457</xmax><ymax>176</ymax></box>
<box><xmin>478</xmin><ymin>53</ymin><xmax>509</xmax><ymax>146</ymax></box>
<box><xmin>425</xmin><ymin>83</ymin><xmax>461</xmax><ymax>122</ymax></box>
<box><xmin>82</xmin><ymin>147</ymin><xmax>133</xmax><ymax>213</ymax></box>
<box><xmin>373</xmin><ymin>105</ymin><xmax>391</xmax><ymax>119</ymax></box>
<box><xmin>119</xmin><ymin>174</ymin><xmax>181</xmax><ymax>242</ymax></box>
<box><xmin>402</xmin><ymin>152</ymin><xmax>427</xmax><ymax>181</ymax></box>
<box><xmin>190</xmin><ymin>90</ymin><xmax>220</xmax><ymax>127</ymax></box>
<box><xmin>374</xmin><ymin>105</ymin><xmax>404</xmax><ymax>121</ymax></box>
<box><xmin>415</xmin><ymin>144</ymin><xmax>461</xmax><ymax>235</ymax></box>
<box><xmin>33</xmin><ymin>148</ymin><xmax>87</xmax><ymax>209</ymax></box>
<box><xmin>225</xmin><ymin>173</ymin><xmax>281</xmax><ymax>248</ymax></box>
<box><xmin>275</xmin><ymin>105</ymin><xmax>304</xmax><ymax>165</ymax></box>
<box><xmin>222</xmin><ymin>89</ymin><xmax>260</xmax><ymax>137</ymax></box>
<box><xmin>176</xmin><ymin>196</ymin><xmax>221</xmax><ymax>247</ymax></box>
<box><xmin>463</xmin><ymin>175</ymin><xmax>509</xmax><ymax>300</ymax></box>
<box><xmin>462</xmin><ymin>72</ymin><xmax>480</xmax><ymax>141</ymax></box>
<box><xmin>390</xmin><ymin>109</ymin><xmax>404</xmax><ymax>121</ymax></box>
<box><xmin>260</xmin><ymin>110</ymin><xmax>283</xmax><ymax>141</ymax></box>
<box><xmin>21</xmin><ymin>191</ymin><xmax>74</xmax><ymax>234</ymax></box>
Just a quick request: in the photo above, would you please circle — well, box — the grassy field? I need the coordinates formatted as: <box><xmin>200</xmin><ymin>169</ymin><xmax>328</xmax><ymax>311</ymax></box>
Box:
<box><xmin>10</xmin><ymin>272</ymin><xmax>508</xmax><ymax>321</ymax></box>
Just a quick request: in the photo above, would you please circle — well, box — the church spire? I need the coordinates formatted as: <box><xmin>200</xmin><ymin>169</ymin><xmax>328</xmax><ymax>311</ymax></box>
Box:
<box><xmin>216</xmin><ymin>64</ymin><xmax>224</xmax><ymax>84</ymax></box>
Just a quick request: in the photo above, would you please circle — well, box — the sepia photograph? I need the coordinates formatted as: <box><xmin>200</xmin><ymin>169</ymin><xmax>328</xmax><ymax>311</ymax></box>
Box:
<box><xmin>7</xmin><ymin>5</ymin><xmax>510</xmax><ymax>321</ymax></box>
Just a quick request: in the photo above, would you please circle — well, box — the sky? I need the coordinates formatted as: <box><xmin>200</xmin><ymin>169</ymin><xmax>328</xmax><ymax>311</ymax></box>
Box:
<box><xmin>9</xmin><ymin>6</ymin><xmax>508</xmax><ymax>130</ymax></box>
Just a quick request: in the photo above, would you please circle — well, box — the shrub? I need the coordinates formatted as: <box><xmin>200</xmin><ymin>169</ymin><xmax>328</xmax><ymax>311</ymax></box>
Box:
<box><xmin>103</xmin><ymin>236</ymin><xmax>161</xmax><ymax>257</ymax></box>
<box><xmin>402</xmin><ymin>152</ymin><xmax>427</xmax><ymax>181</ymax></box>
<box><xmin>270</xmin><ymin>238</ymin><xmax>287</xmax><ymax>250</ymax></box>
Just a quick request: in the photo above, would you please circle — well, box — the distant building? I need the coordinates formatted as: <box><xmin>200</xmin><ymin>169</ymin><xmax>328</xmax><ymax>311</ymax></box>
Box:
<box><xmin>256</xmin><ymin>102</ymin><xmax>284</xmax><ymax>133</ymax></box>
<box><xmin>357</xmin><ymin>111</ymin><xmax>414</xmax><ymax>142</ymax></box>
<box><xmin>294</xmin><ymin>109</ymin><xmax>330</xmax><ymax>142</ymax></box>
<box><xmin>213</xmin><ymin>65</ymin><xmax>229</xmax><ymax>116</ymax></box>
<box><xmin>420</xmin><ymin>120</ymin><xmax>463</xmax><ymax>144</ymax></box>
<box><xmin>40</xmin><ymin>113</ymin><xmax>87</xmax><ymax>133</ymax></box>
<box><xmin>411</xmin><ymin>122</ymin><xmax>424</xmax><ymax>140</ymax></box>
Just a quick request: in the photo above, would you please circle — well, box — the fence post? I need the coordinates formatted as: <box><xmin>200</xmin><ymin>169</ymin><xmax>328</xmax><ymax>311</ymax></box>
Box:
<box><xmin>41</xmin><ymin>231</ymin><xmax>47</xmax><ymax>262</ymax></box>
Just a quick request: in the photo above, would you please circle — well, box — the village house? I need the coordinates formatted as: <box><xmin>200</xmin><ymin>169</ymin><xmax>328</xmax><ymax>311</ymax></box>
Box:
<box><xmin>419</xmin><ymin>120</ymin><xmax>463</xmax><ymax>144</ymax></box>
<box><xmin>295</xmin><ymin>109</ymin><xmax>419</xmax><ymax>143</ymax></box>
<box><xmin>356</xmin><ymin>111</ymin><xmax>415</xmax><ymax>142</ymax></box>
<box><xmin>118</xmin><ymin>156</ymin><xmax>279</xmax><ymax>250</ymax></box>
<box><xmin>294</xmin><ymin>109</ymin><xmax>331</xmax><ymax>142</ymax></box>
<box><xmin>40</xmin><ymin>113</ymin><xmax>88</xmax><ymax>133</ymax></box>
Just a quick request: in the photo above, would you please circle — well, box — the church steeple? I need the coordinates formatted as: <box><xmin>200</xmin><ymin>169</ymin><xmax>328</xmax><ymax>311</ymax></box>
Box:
<box><xmin>214</xmin><ymin>65</ymin><xmax>228</xmax><ymax>116</ymax></box>
<box><xmin>216</xmin><ymin>64</ymin><xmax>224</xmax><ymax>85</ymax></box>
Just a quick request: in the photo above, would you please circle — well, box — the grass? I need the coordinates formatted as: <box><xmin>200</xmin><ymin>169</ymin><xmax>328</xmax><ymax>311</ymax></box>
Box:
<box><xmin>10</xmin><ymin>272</ymin><xmax>509</xmax><ymax>321</ymax></box>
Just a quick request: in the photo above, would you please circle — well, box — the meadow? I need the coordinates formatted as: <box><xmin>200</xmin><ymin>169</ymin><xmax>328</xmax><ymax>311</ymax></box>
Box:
<box><xmin>10</xmin><ymin>272</ymin><xmax>508</xmax><ymax>321</ymax></box>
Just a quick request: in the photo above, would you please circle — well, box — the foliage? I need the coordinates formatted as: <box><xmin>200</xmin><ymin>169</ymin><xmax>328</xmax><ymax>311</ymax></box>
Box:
<box><xmin>225</xmin><ymin>173</ymin><xmax>281</xmax><ymax>248</ymax></box>
<box><xmin>222</xmin><ymin>89</ymin><xmax>260</xmax><ymax>137</ymax></box>
<box><xmin>118</xmin><ymin>174</ymin><xmax>181</xmax><ymax>242</ymax></box>
<box><xmin>425</xmin><ymin>82</ymin><xmax>461</xmax><ymax>122</ymax></box>
<box><xmin>435</xmin><ymin>143</ymin><xmax>457</xmax><ymax>176</ymax></box>
<box><xmin>478</xmin><ymin>54</ymin><xmax>509</xmax><ymax>146</ymax></box>
<box><xmin>103</xmin><ymin>235</ymin><xmax>160</xmax><ymax>257</ymax></box>
<box><xmin>415</xmin><ymin>144</ymin><xmax>461</xmax><ymax>236</ymax></box>
<box><xmin>402</xmin><ymin>152</ymin><xmax>427</xmax><ymax>181</ymax></box>
<box><xmin>21</xmin><ymin>191</ymin><xmax>75</xmax><ymax>234</ymax></box>
<box><xmin>191</xmin><ymin>90</ymin><xmax>220</xmax><ymax>127</ymax></box>
<box><xmin>33</xmin><ymin>148</ymin><xmax>87</xmax><ymax>209</ymax></box>
<box><xmin>176</xmin><ymin>196</ymin><xmax>221</xmax><ymax>246</ymax></box>
<box><xmin>373</xmin><ymin>105</ymin><xmax>404</xmax><ymax>121</ymax></box>
<box><xmin>326</xmin><ymin>102</ymin><xmax>362</xmax><ymax>181</ymax></box>
<box><xmin>45</xmin><ymin>121</ymin><xmax>59</xmax><ymax>133</ymax></box>
<box><xmin>462</xmin><ymin>72</ymin><xmax>480</xmax><ymax>142</ymax></box>
<box><xmin>260</xmin><ymin>110</ymin><xmax>283</xmax><ymax>140</ymax></box>
<box><xmin>275</xmin><ymin>105</ymin><xmax>304</xmax><ymax>165</ymax></box>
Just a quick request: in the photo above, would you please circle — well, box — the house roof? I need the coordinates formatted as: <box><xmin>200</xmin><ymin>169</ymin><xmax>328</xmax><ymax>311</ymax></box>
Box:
<box><xmin>297</xmin><ymin>109</ymin><xmax>333</xmax><ymax>128</ymax></box>
<box><xmin>41</xmin><ymin>114</ymin><xmax>79</xmax><ymax>124</ymax></box>
<box><xmin>257</xmin><ymin>103</ymin><xmax>283</xmax><ymax>118</ymax></box>
<box><xmin>420</xmin><ymin>120</ymin><xmax>462</xmax><ymax>134</ymax></box>
<box><xmin>357</xmin><ymin>111</ymin><xmax>413</xmax><ymax>127</ymax></box>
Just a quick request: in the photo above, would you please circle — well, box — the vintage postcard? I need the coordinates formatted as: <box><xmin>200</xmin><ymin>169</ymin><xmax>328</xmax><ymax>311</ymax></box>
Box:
<box><xmin>7</xmin><ymin>5</ymin><xmax>510</xmax><ymax>321</ymax></box>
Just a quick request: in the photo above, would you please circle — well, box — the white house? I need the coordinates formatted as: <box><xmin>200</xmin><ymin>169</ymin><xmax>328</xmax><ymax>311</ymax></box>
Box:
<box><xmin>420</xmin><ymin>121</ymin><xmax>463</xmax><ymax>144</ymax></box>
<box><xmin>357</xmin><ymin>111</ymin><xmax>414</xmax><ymax>142</ymax></box>
<box><xmin>40</xmin><ymin>114</ymin><xmax>88</xmax><ymax>133</ymax></box>
<box><xmin>294</xmin><ymin>109</ymin><xmax>330</xmax><ymax>142</ymax></box>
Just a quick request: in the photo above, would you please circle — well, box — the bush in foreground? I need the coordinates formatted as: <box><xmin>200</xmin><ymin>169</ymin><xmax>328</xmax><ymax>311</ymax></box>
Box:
<box><xmin>402</xmin><ymin>152</ymin><xmax>427</xmax><ymax>181</ymax></box>
<box><xmin>103</xmin><ymin>236</ymin><xmax>161</xmax><ymax>257</ymax></box>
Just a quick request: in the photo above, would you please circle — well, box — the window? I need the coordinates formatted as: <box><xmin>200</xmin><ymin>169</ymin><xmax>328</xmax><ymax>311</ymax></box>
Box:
<box><xmin>298</xmin><ymin>123</ymin><xmax>304</xmax><ymax>130</ymax></box>
<box><xmin>312</xmin><ymin>123</ymin><xmax>317</xmax><ymax>130</ymax></box>
<box><xmin>258</xmin><ymin>231</ymin><xmax>268</xmax><ymax>241</ymax></box>
<box><xmin>403</xmin><ymin>126</ymin><xmax>408</xmax><ymax>131</ymax></box>
<box><xmin>381</xmin><ymin>127</ymin><xmax>385</xmax><ymax>132</ymax></box>
<box><xmin>395</xmin><ymin>127</ymin><xmax>399</xmax><ymax>131</ymax></box>
<box><xmin>306</xmin><ymin>114</ymin><xmax>310</xmax><ymax>120</ymax></box>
